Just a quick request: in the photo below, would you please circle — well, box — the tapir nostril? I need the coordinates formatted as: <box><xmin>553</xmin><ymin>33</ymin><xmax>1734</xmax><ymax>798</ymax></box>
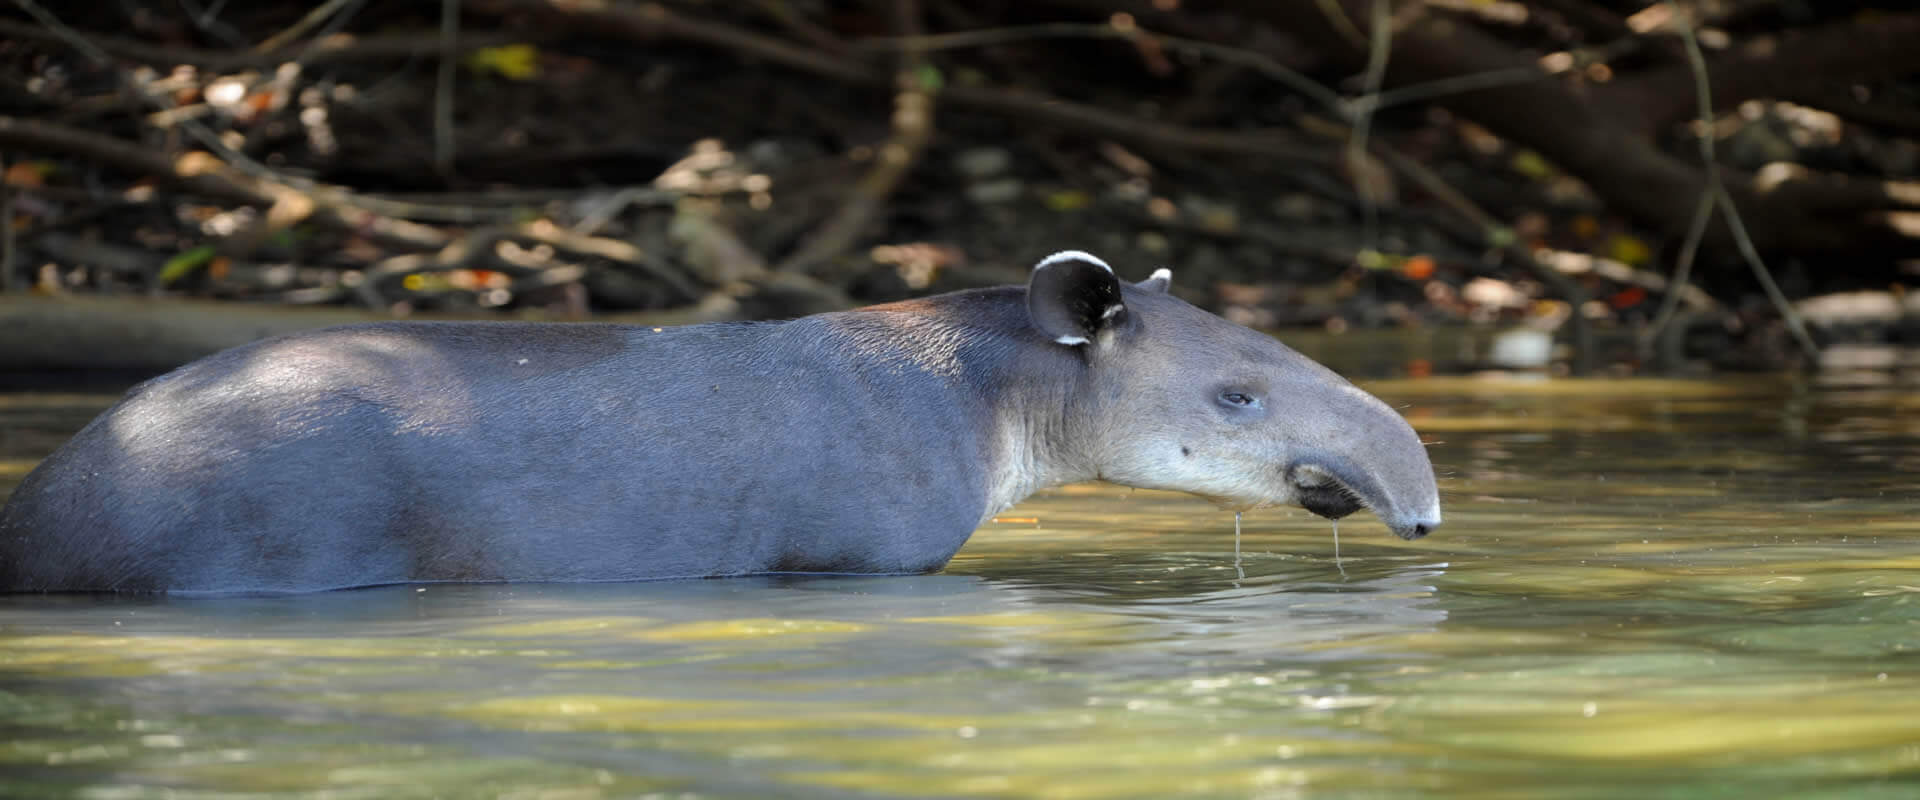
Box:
<box><xmin>1390</xmin><ymin>519</ymin><xmax>1437</xmax><ymax>540</ymax></box>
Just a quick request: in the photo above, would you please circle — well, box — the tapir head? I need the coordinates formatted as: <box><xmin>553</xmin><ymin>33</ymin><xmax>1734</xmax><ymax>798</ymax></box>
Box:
<box><xmin>1029</xmin><ymin>251</ymin><xmax>1441</xmax><ymax>540</ymax></box>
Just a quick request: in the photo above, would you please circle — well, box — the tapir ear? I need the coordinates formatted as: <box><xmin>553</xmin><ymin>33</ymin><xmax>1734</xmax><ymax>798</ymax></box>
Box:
<box><xmin>1028</xmin><ymin>250</ymin><xmax>1125</xmax><ymax>347</ymax></box>
<box><xmin>1138</xmin><ymin>268</ymin><xmax>1172</xmax><ymax>294</ymax></box>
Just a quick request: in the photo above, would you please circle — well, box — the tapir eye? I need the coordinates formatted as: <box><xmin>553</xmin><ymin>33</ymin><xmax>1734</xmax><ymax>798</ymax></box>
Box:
<box><xmin>1217</xmin><ymin>391</ymin><xmax>1262</xmax><ymax>409</ymax></box>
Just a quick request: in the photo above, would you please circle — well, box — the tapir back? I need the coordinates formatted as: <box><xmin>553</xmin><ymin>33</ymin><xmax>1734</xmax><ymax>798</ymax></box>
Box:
<box><xmin>0</xmin><ymin>317</ymin><xmax>1001</xmax><ymax>592</ymax></box>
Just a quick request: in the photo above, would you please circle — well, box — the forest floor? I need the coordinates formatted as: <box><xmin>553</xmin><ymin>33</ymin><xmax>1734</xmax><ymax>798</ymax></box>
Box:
<box><xmin>3</xmin><ymin>3</ymin><xmax>1917</xmax><ymax>375</ymax></box>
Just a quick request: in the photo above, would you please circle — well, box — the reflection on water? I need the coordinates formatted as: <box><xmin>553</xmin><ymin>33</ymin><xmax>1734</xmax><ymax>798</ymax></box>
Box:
<box><xmin>2</xmin><ymin>373</ymin><xmax>1918</xmax><ymax>798</ymax></box>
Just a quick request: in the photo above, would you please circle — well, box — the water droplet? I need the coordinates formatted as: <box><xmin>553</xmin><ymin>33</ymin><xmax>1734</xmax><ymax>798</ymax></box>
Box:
<box><xmin>1332</xmin><ymin>520</ymin><xmax>1346</xmax><ymax>578</ymax></box>
<box><xmin>1233</xmin><ymin>511</ymin><xmax>1244</xmax><ymax>580</ymax></box>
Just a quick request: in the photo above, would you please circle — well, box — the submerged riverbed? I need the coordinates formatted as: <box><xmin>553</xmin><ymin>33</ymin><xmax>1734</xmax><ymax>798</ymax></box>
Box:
<box><xmin>1</xmin><ymin>373</ymin><xmax>1916</xmax><ymax>798</ymax></box>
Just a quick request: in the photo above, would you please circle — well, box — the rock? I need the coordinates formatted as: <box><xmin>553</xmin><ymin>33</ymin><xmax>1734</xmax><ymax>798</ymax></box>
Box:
<box><xmin>1796</xmin><ymin>290</ymin><xmax>1920</xmax><ymax>343</ymax></box>
<box><xmin>1489</xmin><ymin>329</ymin><xmax>1554</xmax><ymax>369</ymax></box>
<box><xmin>1795</xmin><ymin>290</ymin><xmax>1910</xmax><ymax>326</ymax></box>
<box><xmin>1271</xmin><ymin>193</ymin><xmax>1319</xmax><ymax>221</ymax></box>
<box><xmin>954</xmin><ymin>147</ymin><xmax>1012</xmax><ymax>180</ymax></box>
<box><xmin>965</xmin><ymin>178</ymin><xmax>1024</xmax><ymax>205</ymax></box>
<box><xmin>1462</xmin><ymin>277</ymin><xmax>1527</xmax><ymax>310</ymax></box>
<box><xmin>1180</xmin><ymin>194</ymin><xmax>1239</xmax><ymax>233</ymax></box>
<box><xmin>1725</xmin><ymin>115</ymin><xmax>1797</xmax><ymax>170</ymax></box>
<box><xmin>745</xmin><ymin>139</ymin><xmax>792</xmax><ymax>171</ymax></box>
<box><xmin>1184</xmin><ymin>244</ymin><xmax>1230</xmax><ymax>284</ymax></box>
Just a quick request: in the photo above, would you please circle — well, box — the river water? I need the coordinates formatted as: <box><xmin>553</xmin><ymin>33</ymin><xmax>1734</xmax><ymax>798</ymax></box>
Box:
<box><xmin>1</xmin><ymin>372</ymin><xmax>1916</xmax><ymax>798</ymax></box>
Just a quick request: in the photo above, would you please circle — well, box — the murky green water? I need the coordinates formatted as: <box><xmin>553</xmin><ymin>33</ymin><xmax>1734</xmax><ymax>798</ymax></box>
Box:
<box><xmin>2</xmin><ymin>372</ymin><xmax>1917</xmax><ymax>798</ymax></box>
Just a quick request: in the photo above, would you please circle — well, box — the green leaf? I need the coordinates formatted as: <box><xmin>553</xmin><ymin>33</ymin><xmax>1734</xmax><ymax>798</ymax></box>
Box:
<box><xmin>465</xmin><ymin>45</ymin><xmax>540</xmax><ymax>81</ymax></box>
<box><xmin>912</xmin><ymin>64</ymin><xmax>944</xmax><ymax>93</ymax></box>
<box><xmin>158</xmin><ymin>246</ymin><xmax>217</xmax><ymax>285</ymax></box>
<box><xmin>1608</xmin><ymin>233</ymin><xmax>1652</xmax><ymax>266</ymax></box>
<box><xmin>1509</xmin><ymin>150</ymin><xmax>1553</xmax><ymax>180</ymax></box>
<box><xmin>1044</xmin><ymin>190</ymin><xmax>1091</xmax><ymax>211</ymax></box>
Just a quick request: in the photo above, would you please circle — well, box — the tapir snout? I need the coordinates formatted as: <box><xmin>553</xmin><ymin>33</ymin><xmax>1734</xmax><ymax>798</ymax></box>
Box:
<box><xmin>1277</xmin><ymin>380</ymin><xmax>1443</xmax><ymax>541</ymax></box>
<box><xmin>1288</xmin><ymin>446</ymin><xmax>1441</xmax><ymax>540</ymax></box>
<box><xmin>0</xmin><ymin>249</ymin><xmax>1441</xmax><ymax>592</ymax></box>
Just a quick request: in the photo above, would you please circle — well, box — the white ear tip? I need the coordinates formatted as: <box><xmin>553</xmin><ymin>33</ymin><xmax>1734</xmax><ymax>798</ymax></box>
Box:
<box><xmin>1149</xmin><ymin>268</ymin><xmax>1172</xmax><ymax>282</ymax></box>
<box><xmin>1035</xmin><ymin>250</ymin><xmax>1113</xmax><ymax>274</ymax></box>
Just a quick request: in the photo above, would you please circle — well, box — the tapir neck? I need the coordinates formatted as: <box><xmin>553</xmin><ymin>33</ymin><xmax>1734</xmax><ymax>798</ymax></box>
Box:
<box><xmin>978</xmin><ymin>366</ymin><xmax>1098</xmax><ymax>520</ymax></box>
<box><xmin>854</xmin><ymin>288</ymin><xmax>1099</xmax><ymax>521</ymax></box>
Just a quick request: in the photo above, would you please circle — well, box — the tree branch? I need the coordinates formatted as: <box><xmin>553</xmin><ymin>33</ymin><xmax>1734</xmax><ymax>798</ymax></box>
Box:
<box><xmin>466</xmin><ymin>0</ymin><xmax>1331</xmax><ymax>166</ymax></box>
<box><xmin>0</xmin><ymin>116</ymin><xmax>447</xmax><ymax>252</ymax></box>
<box><xmin>1246</xmin><ymin>0</ymin><xmax>1920</xmax><ymax>267</ymax></box>
<box><xmin>467</xmin><ymin>0</ymin><xmax>872</xmax><ymax>82</ymax></box>
<box><xmin>777</xmin><ymin>0</ymin><xmax>936</xmax><ymax>276</ymax></box>
<box><xmin>0</xmin><ymin>18</ymin><xmax>528</xmax><ymax>70</ymax></box>
<box><xmin>1602</xmin><ymin>12</ymin><xmax>1920</xmax><ymax>134</ymax></box>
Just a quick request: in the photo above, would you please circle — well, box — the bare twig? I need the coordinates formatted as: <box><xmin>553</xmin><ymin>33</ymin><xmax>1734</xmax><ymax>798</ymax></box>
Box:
<box><xmin>868</xmin><ymin>16</ymin><xmax>1643</xmax><ymax>133</ymax></box>
<box><xmin>369</xmin><ymin>186</ymin><xmax>682</xmax><ymax>219</ymax></box>
<box><xmin>1784</xmin><ymin>91</ymin><xmax>1920</xmax><ymax>137</ymax></box>
<box><xmin>9</xmin><ymin>2</ymin><xmax>539</xmax><ymax>233</ymax></box>
<box><xmin>177</xmin><ymin>0</ymin><xmax>246</xmax><ymax>47</ymax></box>
<box><xmin>35</xmin><ymin>233</ymin><xmax>169</xmax><ymax>281</ymax></box>
<box><xmin>1642</xmin><ymin>8</ymin><xmax>1724</xmax><ymax>364</ymax></box>
<box><xmin>0</xmin><ymin>116</ymin><xmax>447</xmax><ymax>252</ymax></box>
<box><xmin>1603</xmin><ymin>11</ymin><xmax>1920</xmax><ymax>133</ymax></box>
<box><xmin>516</xmin><ymin>219</ymin><xmax>702</xmax><ymax>300</ymax></box>
<box><xmin>571</xmin><ymin>187</ymin><xmax>652</xmax><ymax>237</ymax></box>
<box><xmin>1669</xmin><ymin>12</ymin><xmax>1820</xmax><ymax>363</ymax></box>
<box><xmin>1715</xmin><ymin>181</ymin><xmax>1819</xmax><ymax>359</ymax></box>
<box><xmin>0</xmin><ymin>116</ymin><xmax>261</xmax><ymax>206</ymax></box>
<box><xmin>1532</xmin><ymin>0</ymin><xmax>1638</xmax><ymax>43</ymax></box>
<box><xmin>1639</xmin><ymin>186</ymin><xmax>1717</xmax><ymax>365</ymax></box>
<box><xmin>10</xmin><ymin>2</ymin><xmax>394</xmax><ymax>231</ymax></box>
<box><xmin>1</xmin><ymin>153</ymin><xmax>14</xmax><ymax>293</ymax></box>
<box><xmin>8</xmin><ymin>0</ymin><xmax>111</xmax><ymax>63</ymax></box>
<box><xmin>472</xmin><ymin>0</ymin><xmax>870</xmax><ymax>82</ymax></box>
<box><xmin>941</xmin><ymin>87</ymin><xmax>1326</xmax><ymax>164</ymax></box>
<box><xmin>254</xmin><ymin>0</ymin><xmax>362</xmax><ymax>53</ymax></box>
<box><xmin>1313</xmin><ymin>0</ymin><xmax>1369</xmax><ymax>50</ymax></box>
<box><xmin>468</xmin><ymin>1</ymin><xmax>1328</xmax><ymax>165</ymax></box>
<box><xmin>1358</xmin><ymin>30</ymin><xmax>1655</xmax><ymax>113</ymax></box>
<box><xmin>0</xmin><ymin>18</ymin><xmax>514</xmax><ymax>70</ymax></box>
<box><xmin>1348</xmin><ymin>0</ymin><xmax>1394</xmax><ymax>245</ymax></box>
<box><xmin>777</xmin><ymin>0</ymin><xmax>935</xmax><ymax>276</ymax></box>
<box><xmin>858</xmin><ymin>22</ymin><xmax>1345</xmax><ymax>114</ymax></box>
<box><xmin>434</xmin><ymin>0</ymin><xmax>461</xmax><ymax>176</ymax></box>
<box><xmin>750</xmin><ymin>0</ymin><xmax>852</xmax><ymax>55</ymax></box>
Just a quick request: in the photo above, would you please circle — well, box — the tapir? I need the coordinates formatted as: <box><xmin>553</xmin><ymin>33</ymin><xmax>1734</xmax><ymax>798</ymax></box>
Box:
<box><xmin>0</xmin><ymin>251</ymin><xmax>1440</xmax><ymax>592</ymax></box>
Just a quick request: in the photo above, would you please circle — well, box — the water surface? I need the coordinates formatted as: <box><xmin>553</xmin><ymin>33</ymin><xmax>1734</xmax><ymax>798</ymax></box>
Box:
<box><xmin>2</xmin><ymin>373</ymin><xmax>1917</xmax><ymax>798</ymax></box>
